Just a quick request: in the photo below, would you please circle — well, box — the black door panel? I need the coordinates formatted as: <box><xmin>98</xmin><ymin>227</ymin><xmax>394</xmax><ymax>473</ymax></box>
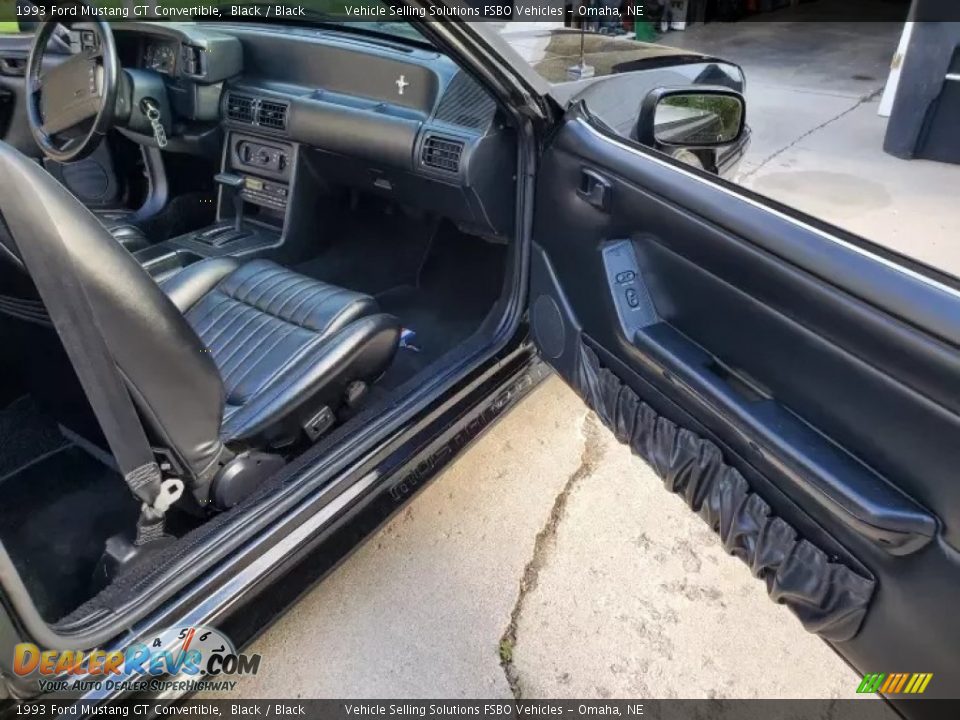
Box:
<box><xmin>0</xmin><ymin>32</ymin><xmax>37</xmax><ymax>156</ymax></box>
<box><xmin>531</xmin><ymin>108</ymin><xmax>960</xmax><ymax>706</ymax></box>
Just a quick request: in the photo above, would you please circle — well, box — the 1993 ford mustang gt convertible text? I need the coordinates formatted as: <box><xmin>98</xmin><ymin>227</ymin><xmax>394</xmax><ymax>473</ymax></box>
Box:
<box><xmin>0</xmin><ymin>3</ymin><xmax>957</xmax><ymax>716</ymax></box>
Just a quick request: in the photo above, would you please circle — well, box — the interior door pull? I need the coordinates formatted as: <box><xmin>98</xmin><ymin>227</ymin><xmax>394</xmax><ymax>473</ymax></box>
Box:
<box><xmin>578</xmin><ymin>168</ymin><xmax>611</xmax><ymax>211</ymax></box>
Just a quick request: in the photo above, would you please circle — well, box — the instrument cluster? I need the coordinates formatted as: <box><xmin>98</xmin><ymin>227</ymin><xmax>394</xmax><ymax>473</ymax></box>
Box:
<box><xmin>144</xmin><ymin>41</ymin><xmax>178</xmax><ymax>75</ymax></box>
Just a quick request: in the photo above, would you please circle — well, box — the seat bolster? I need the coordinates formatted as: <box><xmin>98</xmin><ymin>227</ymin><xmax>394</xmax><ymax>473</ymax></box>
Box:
<box><xmin>105</xmin><ymin>224</ymin><xmax>150</xmax><ymax>253</ymax></box>
<box><xmin>161</xmin><ymin>257</ymin><xmax>241</xmax><ymax>312</ymax></box>
<box><xmin>91</xmin><ymin>209</ymin><xmax>152</xmax><ymax>252</ymax></box>
<box><xmin>221</xmin><ymin>313</ymin><xmax>400</xmax><ymax>446</ymax></box>
<box><xmin>92</xmin><ymin>209</ymin><xmax>134</xmax><ymax>224</ymax></box>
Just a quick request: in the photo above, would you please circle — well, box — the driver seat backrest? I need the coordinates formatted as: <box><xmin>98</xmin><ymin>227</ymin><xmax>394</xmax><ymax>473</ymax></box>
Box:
<box><xmin>0</xmin><ymin>141</ymin><xmax>230</xmax><ymax>491</ymax></box>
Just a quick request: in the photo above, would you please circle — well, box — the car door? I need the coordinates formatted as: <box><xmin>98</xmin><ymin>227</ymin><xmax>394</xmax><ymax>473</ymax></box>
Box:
<box><xmin>0</xmin><ymin>23</ymin><xmax>37</xmax><ymax>157</ymax></box>
<box><xmin>529</xmin><ymin>103</ymin><xmax>960</xmax><ymax>712</ymax></box>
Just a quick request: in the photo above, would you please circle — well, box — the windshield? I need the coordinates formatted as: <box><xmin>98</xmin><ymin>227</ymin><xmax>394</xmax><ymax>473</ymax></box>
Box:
<box><xmin>213</xmin><ymin>0</ymin><xmax>430</xmax><ymax>43</ymax></box>
<box><xmin>2</xmin><ymin>0</ymin><xmax>429</xmax><ymax>43</ymax></box>
<box><xmin>490</xmin><ymin>22</ymin><xmax>737</xmax><ymax>85</ymax></box>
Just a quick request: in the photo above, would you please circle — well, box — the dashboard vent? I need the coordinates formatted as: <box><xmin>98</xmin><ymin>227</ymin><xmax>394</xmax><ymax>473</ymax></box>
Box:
<box><xmin>435</xmin><ymin>72</ymin><xmax>497</xmax><ymax>130</ymax></box>
<box><xmin>421</xmin><ymin>135</ymin><xmax>464</xmax><ymax>174</ymax></box>
<box><xmin>226</xmin><ymin>93</ymin><xmax>256</xmax><ymax>124</ymax></box>
<box><xmin>257</xmin><ymin>100</ymin><xmax>288</xmax><ymax>130</ymax></box>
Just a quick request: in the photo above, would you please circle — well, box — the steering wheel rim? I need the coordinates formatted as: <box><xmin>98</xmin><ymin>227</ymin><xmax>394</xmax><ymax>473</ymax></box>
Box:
<box><xmin>26</xmin><ymin>19</ymin><xmax>118</xmax><ymax>164</ymax></box>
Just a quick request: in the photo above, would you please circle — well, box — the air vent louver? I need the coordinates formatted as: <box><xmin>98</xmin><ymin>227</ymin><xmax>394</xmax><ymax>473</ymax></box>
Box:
<box><xmin>226</xmin><ymin>93</ymin><xmax>255</xmax><ymax>123</ymax></box>
<box><xmin>257</xmin><ymin>100</ymin><xmax>288</xmax><ymax>130</ymax></box>
<box><xmin>421</xmin><ymin>135</ymin><xmax>464</xmax><ymax>174</ymax></box>
<box><xmin>226</xmin><ymin>94</ymin><xmax>289</xmax><ymax>132</ymax></box>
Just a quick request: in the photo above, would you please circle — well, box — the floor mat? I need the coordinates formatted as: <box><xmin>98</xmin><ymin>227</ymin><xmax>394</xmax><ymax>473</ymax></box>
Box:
<box><xmin>0</xmin><ymin>395</ymin><xmax>70</xmax><ymax>479</ymax></box>
<box><xmin>294</xmin><ymin>200</ymin><xmax>439</xmax><ymax>296</ymax></box>
<box><xmin>375</xmin><ymin>285</ymin><xmax>477</xmax><ymax>389</ymax></box>
<box><xmin>375</xmin><ymin>226</ymin><xmax>506</xmax><ymax>389</ymax></box>
<box><xmin>0</xmin><ymin>440</ymin><xmax>138</xmax><ymax>622</ymax></box>
<box><xmin>294</xmin><ymin>202</ymin><xmax>507</xmax><ymax>390</ymax></box>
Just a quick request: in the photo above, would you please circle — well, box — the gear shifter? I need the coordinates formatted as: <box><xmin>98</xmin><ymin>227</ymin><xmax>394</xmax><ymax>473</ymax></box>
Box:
<box><xmin>198</xmin><ymin>173</ymin><xmax>251</xmax><ymax>247</ymax></box>
<box><xmin>215</xmin><ymin>172</ymin><xmax>246</xmax><ymax>232</ymax></box>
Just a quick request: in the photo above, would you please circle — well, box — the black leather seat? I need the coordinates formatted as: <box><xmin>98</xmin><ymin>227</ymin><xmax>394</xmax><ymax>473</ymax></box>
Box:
<box><xmin>161</xmin><ymin>257</ymin><xmax>397</xmax><ymax>446</ymax></box>
<box><xmin>0</xmin><ymin>141</ymin><xmax>400</xmax><ymax>508</ymax></box>
<box><xmin>91</xmin><ymin>209</ymin><xmax>151</xmax><ymax>253</ymax></box>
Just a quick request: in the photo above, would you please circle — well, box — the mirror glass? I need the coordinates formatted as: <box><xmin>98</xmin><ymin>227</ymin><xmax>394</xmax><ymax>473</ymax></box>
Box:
<box><xmin>654</xmin><ymin>93</ymin><xmax>744</xmax><ymax>146</ymax></box>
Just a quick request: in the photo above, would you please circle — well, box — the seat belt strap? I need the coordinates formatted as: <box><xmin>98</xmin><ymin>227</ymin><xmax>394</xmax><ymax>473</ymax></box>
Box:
<box><xmin>2</xmin><ymin>188</ymin><xmax>183</xmax><ymax>544</ymax></box>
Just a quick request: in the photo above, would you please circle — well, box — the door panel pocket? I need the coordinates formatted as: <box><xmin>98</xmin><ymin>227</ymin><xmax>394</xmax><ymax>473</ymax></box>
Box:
<box><xmin>574</xmin><ymin>341</ymin><xmax>876</xmax><ymax>642</ymax></box>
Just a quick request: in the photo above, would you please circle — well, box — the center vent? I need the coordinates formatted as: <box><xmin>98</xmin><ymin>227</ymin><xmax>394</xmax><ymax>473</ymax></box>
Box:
<box><xmin>421</xmin><ymin>135</ymin><xmax>464</xmax><ymax>174</ymax></box>
<box><xmin>257</xmin><ymin>100</ymin><xmax>288</xmax><ymax>130</ymax></box>
<box><xmin>226</xmin><ymin>93</ymin><xmax>255</xmax><ymax>123</ymax></box>
<box><xmin>225</xmin><ymin>94</ymin><xmax>289</xmax><ymax>132</ymax></box>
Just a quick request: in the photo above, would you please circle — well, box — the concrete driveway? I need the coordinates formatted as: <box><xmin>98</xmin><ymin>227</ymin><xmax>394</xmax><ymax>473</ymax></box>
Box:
<box><xmin>228</xmin><ymin>377</ymin><xmax>864</xmax><ymax>700</ymax></box>
<box><xmin>226</xmin><ymin>17</ymin><xmax>951</xmax><ymax>704</ymax></box>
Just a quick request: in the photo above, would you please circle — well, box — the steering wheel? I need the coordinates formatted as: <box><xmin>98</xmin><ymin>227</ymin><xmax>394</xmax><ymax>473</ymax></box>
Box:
<box><xmin>26</xmin><ymin>20</ymin><xmax>119</xmax><ymax>163</ymax></box>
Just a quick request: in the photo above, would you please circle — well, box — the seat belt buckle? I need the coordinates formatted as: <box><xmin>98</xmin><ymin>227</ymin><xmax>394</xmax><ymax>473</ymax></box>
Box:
<box><xmin>135</xmin><ymin>478</ymin><xmax>184</xmax><ymax>547</ymax></box>
<box><xmin>147</xmin><ymin>478</ymin><xmax>185</xmax><ymax>515</ymax></box>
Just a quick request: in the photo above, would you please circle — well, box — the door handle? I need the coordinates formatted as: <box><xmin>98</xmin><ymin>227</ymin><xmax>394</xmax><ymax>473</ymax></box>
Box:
<box><xmin>577</xmin><ymin>168</ymin><xmax>611</xmax><ymax>211</ymax></box>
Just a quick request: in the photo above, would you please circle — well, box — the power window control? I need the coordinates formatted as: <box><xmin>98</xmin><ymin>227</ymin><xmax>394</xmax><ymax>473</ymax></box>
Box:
<box><xmin>602</xmin><ymin>239</ymin><xmax>659</xmax><ymax>333</ymax></box>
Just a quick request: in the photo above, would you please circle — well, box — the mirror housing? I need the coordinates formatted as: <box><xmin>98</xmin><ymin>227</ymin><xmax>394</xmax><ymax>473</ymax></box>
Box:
<box><xmin>636</xmin><ymin>86</ymin><xmax>746</xmax><ymax>150</ymax></box>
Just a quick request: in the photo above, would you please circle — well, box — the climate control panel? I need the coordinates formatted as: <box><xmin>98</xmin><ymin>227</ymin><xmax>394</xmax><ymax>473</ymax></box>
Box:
<box><xmin>229</xmin><ymin>132</ymin><xmax>293</xmax><ymax>183</ymax></box>
<box><xmin>237</xmin><ymin>140</ymin><xmax>288</xmax><ymax>173</ymax></box>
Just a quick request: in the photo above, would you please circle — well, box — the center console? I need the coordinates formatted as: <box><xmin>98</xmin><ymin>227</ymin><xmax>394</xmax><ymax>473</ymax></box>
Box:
<box><xmin>136</xmin><ymin>131</ymin><xmax>302</xmax><ymax>280</ymax></box>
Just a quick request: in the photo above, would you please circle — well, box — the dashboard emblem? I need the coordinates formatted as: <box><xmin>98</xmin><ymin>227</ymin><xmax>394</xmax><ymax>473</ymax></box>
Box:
<box><xmin>396</xmin><ymin>74</ymin><xmax>409</xmax><ymax>96</ymax></box>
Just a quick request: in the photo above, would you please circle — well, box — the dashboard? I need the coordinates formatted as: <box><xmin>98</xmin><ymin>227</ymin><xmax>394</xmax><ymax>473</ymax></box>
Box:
<box><xmin>111</xmin><ymin>22</ymin><xmax>515</xmax><ymax>238</ymax></box>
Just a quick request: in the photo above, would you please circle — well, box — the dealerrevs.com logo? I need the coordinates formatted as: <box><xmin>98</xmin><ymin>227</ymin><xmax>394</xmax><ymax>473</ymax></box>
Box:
<box><xmin>13</xmin><ymin>626</ymin><xmax>261</xmax><ymax>693</ymax></box>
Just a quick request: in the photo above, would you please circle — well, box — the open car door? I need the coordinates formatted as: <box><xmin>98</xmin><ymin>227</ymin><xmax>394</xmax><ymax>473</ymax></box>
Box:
<box><xmin>529</xmin><ymin>104</ymin><xmax>959</xmax><ymax>712</ymax></box>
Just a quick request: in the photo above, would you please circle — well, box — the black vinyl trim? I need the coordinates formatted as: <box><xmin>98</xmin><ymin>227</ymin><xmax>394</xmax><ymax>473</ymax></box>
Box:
<box><xmin>573</xmin><ymin>341</ymin><xmax>876</xmax><ymax>642</ymax></box>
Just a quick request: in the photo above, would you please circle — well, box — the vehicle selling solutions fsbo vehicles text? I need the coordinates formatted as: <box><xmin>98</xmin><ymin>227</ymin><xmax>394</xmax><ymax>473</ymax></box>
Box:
<box><xmin>343</xmin><ymin>705</ymin><xmax>644</xmax><ymax>717</ymax></box>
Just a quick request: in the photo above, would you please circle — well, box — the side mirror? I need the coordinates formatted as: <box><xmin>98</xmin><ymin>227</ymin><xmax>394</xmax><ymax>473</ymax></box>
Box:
<box><xmin>636</xmin><ymin>87</ymin><xmax>746</xmax><ymax>149</ymax></box>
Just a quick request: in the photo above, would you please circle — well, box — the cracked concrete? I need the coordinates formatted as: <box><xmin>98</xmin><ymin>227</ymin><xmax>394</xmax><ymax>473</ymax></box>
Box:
<box><xmin>499</xmin><ymin>414</ymin><xmax>607</xmax><ymax>698</ymax></box>
<box><xmin>222</xmin><ymin>380</ymin><xmax>869</xmax><ymax>701</ymax></box>
<box><xmin>739</xmin><ymin>88</ymin><xmax>882</xmax><ymax>182</ymax></box>
<box><xmin>506</xmin><ymin>423</ymin><xmax>863</xmax><ymax>699</ymax></box>
<box><xmin>737</xmin><ymin>93</ymin><xmax>960</xmax><ymax>275</ymax></box>
<box><xmin>213</xmin><ymin>377</ymin><xmax>588</xmax><ymax>698</ymax></box>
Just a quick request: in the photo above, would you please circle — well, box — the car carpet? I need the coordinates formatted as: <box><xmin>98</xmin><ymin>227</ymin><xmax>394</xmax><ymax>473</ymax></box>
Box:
<box><xmin>0</xmin><ymin>395</ymin><xmax>70</xmax><ymax>478</ymax></box>
<box><xmin>0</xmin><ymin>396</ymin><xmax>138</xmax><ymax>622</ymax></box>
<box><xmin>295</xmin><ymin>212</ymin><xmax>506</xmax><ymax>390</ymax></box>
<box><xmin>293</xmin><ymin>201</ymin><xmax>440</xmax><ymax>296</ymax></box>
